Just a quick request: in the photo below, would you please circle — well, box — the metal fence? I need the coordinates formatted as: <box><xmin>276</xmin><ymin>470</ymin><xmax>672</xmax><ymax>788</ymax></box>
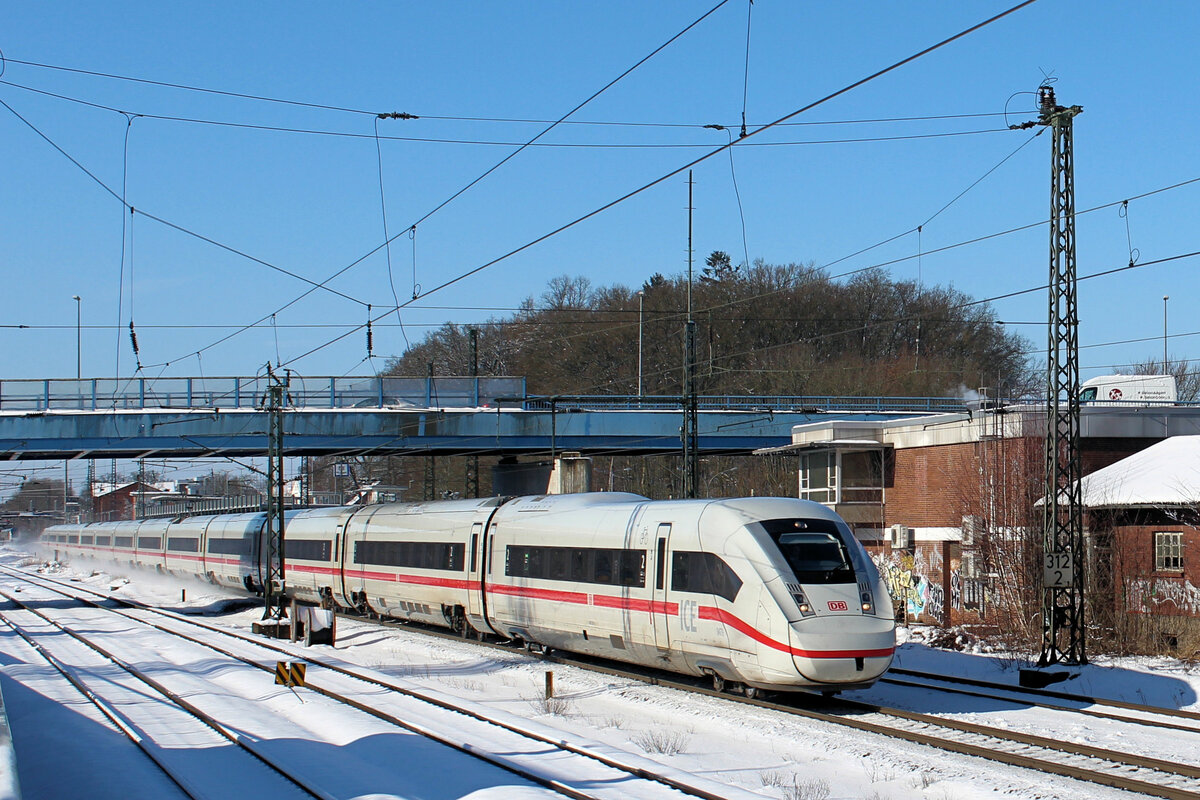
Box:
<box><xmin>0</xmin><ymin>376</ymin><xmax>527</xmax><ymax>412</ymax></box>
<box><xmin>523</xmin><ymin>394</ymin><xmax>970</xmax><ymax>413</ymax></box>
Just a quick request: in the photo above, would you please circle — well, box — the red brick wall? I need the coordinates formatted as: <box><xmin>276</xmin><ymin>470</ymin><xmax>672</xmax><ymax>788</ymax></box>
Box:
<box><xmin>1113</xmin><ymin>523</ymin><xmax>1200</xmax><ymax>618</ymax></box>
<box><xmin>885</xmin><ymin>443</ymin><xmax>978</xmax><ymax>528</ymax></box>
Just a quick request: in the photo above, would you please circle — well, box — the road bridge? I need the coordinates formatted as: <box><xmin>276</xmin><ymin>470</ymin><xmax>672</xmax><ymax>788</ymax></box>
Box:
<box><xmin>0</xmin><ymin>376</ymin><xmax>963</xmax><ymax>461</ymax></box>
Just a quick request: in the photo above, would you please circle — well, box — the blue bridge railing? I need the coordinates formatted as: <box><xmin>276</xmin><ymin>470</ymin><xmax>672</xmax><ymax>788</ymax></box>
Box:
<box><xmin>0</xmin><ymin>376</ymin><xmax>974</xmax><ymax>414</ymax></box>
<box><xmin>0</xmin><ymin>376</ymin><xmax>526</xmax><ymax>412</ymax></box>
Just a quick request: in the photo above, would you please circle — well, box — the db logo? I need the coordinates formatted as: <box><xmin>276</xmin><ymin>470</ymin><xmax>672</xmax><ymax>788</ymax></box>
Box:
<box><xmin>1109</xmin><ymin>388</ymin><xmax>1123</xmax><ymax>400</ymax></box>
<box><xmin>827</xmin><ymin>601</ymin><xmax>849</xmax><ymax>611</ymax></box>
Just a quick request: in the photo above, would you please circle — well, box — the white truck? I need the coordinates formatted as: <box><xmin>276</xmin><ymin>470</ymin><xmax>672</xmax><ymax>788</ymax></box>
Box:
<box><xmin>1079</xmin><ymin>374</ymin><xmax>1177</xmax><ymax>404</ymax></box>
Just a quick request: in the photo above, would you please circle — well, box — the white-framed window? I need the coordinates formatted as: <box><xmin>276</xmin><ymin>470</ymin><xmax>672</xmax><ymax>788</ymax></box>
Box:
<box><xmin>840</xmin><ymin>450</ymin><xmax>883</xmax><ymax>503</ymax></box>
<box><xmin>799</xmin><ymin>451</ymin><xmax>834</xmax><ymax>503</ymax></box>
<box><xmin>1155</xmin><ymin>531</ymin><xmax>1183</xmax><ymax>571</ymax></box>
<box><xmin>798</xmin><ymin>449</ymin><xmax>883</xmax><ymax>504</ymax></box>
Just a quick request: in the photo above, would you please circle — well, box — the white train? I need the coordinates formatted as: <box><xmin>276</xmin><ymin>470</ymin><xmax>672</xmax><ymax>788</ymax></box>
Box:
<box><xmin>42</xmin><ymin>493</ymin><xmax>895</xmax><ymax>693</ymax></box>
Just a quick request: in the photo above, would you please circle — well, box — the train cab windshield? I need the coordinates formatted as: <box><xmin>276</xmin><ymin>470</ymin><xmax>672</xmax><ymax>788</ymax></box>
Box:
<box><xmin>760</xmin><ymin>518</ymin><xmax>856</xmax><ymax>584</ymax></box>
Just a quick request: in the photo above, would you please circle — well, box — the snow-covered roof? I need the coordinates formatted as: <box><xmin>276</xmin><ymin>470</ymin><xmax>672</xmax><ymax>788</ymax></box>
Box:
<box><xmin>1079</xmin><ymin>435</ymin><xmax>1200</xmax><ymax>509</ymax></box>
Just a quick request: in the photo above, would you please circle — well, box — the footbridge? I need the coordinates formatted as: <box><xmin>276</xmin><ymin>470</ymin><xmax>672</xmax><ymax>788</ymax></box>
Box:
<box><xmin>0</xmin><ymin>376</ymin><xmax>964</xmax><ymax>461</ymax></box>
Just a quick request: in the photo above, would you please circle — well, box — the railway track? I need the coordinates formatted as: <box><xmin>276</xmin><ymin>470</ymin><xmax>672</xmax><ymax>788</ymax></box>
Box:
<box><xmin>8</xmin><ymin>563</ymin><xmax>1200</xmax><ymax>799</ymax></box>
<box><xmin>0</xmin><ymin>591</ymin><xmax>326</xmax><ymax>800</ymax></box>
<box><xmin>0</xmin><ymin>564</ymin><xmax>757</xmax><ymax>800</ymax></box>
<box><xmin>880</xmin><ymin>666</ymin><xmax>1200</xmax><ymax>734</ymax></box>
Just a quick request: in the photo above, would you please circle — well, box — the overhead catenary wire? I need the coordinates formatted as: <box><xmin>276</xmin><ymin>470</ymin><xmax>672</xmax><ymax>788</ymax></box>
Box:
<box><xmin>0</xmin><ymin>84</ymin><xmax>1018</xmax><ymax>147</ymax></box>
<box><xmin>0</xmin><ymin>65</ymin><xmax>1009</xmax><ymax>129</ymax></box>
<box><xmin>144</xmin><ymin>0</ymin><xmax>739</xmax><ymax>369</ymax></box>
<box><xmin>273</xmin><ymin>0</ymin><xmax>1040</xmax><ymax>371</ymax></box>
<box><xmin>0</xmin><ymin>97</ymin><xmax>372</xmax><ymax>311</ymax></box>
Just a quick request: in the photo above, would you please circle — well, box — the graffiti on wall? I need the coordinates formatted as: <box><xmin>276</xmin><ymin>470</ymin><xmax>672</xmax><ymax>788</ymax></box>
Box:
<box><xmin>875</xmin><ymin>552</ymin><xmax>985</xmax><ymax>622</ymax></box>
<box><xmin>876</xmin><ymin>554</ymin><xmax>943</xmax><ymax>622</ymax></box>
<box><xmin>1127</xmin><ymin>578</ymin><xmax>1200</xmax><ymax>617</ymax></box>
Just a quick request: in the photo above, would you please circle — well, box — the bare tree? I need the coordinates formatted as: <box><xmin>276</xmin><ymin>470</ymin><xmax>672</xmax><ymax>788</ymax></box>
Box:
<box><xmin>1119</xmin><ymin>357</ymin><xmax>1200</xmax><ymax>401</ymax></box>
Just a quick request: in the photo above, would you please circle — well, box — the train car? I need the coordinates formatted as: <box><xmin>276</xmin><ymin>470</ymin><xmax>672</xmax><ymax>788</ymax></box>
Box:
<box><xmin>202</xmin><ymin>512</ymin><xmax>267</xmax><ymax>592</ymax></box>
<box><xmin>131</xmin><ymin>518</ymin><xmax>170</xmax><ymax>573</ymax></box>
<box><xmin>484</xmin><ymin>494</ymin><xmax>893</xmax><ymax>693</ymax></box>
<box><xmin>39</xmin><ymin>493</ymin><xmax>895</xmax><ymax>693</ymax></box>
<box><xmin>325</xmin><ymin>497</ymin><xmax>503</xmax><ymax>631</ymax></box>
<box><xmin>163</xmin><ymin>515</ymin><xmax>210</xmax><ymax>577</ymax></box>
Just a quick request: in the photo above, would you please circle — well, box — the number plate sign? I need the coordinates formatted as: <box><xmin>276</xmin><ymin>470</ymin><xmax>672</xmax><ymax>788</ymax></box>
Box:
<box><xmin>1043</xmin><ymin>552</ymin><xmax>1074</xmax><ymax>589</ymax></box>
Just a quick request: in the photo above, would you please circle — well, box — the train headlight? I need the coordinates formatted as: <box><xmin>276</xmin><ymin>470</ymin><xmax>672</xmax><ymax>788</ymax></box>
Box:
<box><xmin>792</xmin><ymin>592</ymin><xmax>815</xmax><ymax>616</ymax></box>
<box><xmin>786</xmin><ymin>582</ymin><xmax>816</xmax><ymax>617</ymax></box>
<box><xmin>859</xmin><ymin>581</ymin><xmax>875</xmax><ymax>614</ymax></box>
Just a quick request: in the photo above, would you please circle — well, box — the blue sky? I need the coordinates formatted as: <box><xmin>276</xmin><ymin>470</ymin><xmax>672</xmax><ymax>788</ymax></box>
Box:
<box><xmin>2</xmin><ymin>0</ymin><xmax>1198</xmax><ymax>389</ymax></box>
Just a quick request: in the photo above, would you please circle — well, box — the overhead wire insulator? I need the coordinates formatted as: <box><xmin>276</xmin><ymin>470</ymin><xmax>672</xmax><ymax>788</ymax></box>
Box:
<box><xmin>366</xmin><ymin>305</ymin><xmax>374</xmax><ymax>358</ymax></box>
<box><xmin>128</xmin><ymin>320</ymin><xmax>142</xmax><ymax>371</ymax></box>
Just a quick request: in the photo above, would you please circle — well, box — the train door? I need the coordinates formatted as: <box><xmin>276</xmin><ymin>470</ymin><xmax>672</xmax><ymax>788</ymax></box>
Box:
<box><xmin>466</xmin><ymin>522</ymin><xmax>484</xmax><ymax>619</ymax></box>
<box><xmin>650</xmin><ymin>522</ymin><xmax>673</xmax><ymax>652</ymax></box>
<box><xmin>339</xmin><ymin>507</ymin><xmax>373</xmax><ymax>611</ymax></box>
<box><xmin>333</xmin><ymin>517</ymin><xmax>349</xmax><ymax>607</ymax></box>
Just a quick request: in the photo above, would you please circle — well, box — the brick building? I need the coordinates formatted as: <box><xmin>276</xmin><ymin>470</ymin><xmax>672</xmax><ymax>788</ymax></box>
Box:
<box><xmin>92</xmin><ymin>482</ymin><xmax>161</xmax><ymax>521</ymax></box>
<box><xmin>1077</xmin><ymin>436</ymin><xmax>1200</xmax><ymax>649</ymax></box>
<box><xmin>762</xmin><ymin>403</ymin><xmax>1200</xmax><ymax>631</ymax></box>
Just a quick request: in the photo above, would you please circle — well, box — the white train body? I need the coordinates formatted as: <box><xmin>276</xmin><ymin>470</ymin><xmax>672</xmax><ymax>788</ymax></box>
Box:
<box><xmin>42</xmin><ymin>493</ymin><xmax>894</xmax><ymax>691</ymax></box>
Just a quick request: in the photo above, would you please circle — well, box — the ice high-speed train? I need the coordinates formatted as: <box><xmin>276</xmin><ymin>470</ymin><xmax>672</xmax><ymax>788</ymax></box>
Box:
<box><xmin>42</xmin><ymin>493</ymin><xmax>895</xmax><ymax>693</ymax></box>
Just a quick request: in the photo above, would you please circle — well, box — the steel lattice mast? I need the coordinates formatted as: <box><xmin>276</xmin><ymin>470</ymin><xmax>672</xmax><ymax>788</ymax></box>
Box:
<box><xmin>262</xmin><ymin>365</ymin><xmax>289</xmax><ymax>622</ymax></box>
<box><xmin>1037</xmin><ymin>86</ymin><xmax>1086</xmax><ymax>666</ymax></box>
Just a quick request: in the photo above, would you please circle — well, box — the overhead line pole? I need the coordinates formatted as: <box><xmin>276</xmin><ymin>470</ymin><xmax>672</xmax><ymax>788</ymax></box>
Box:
<box><xmin>1035</xmin><ymin>86</ymin><xmax>1085</xmax><ymax>667</ymax></box>
<box><xmin>261</xmin><ymin>364</ymin><xmax>289</xmax><ymax>627</ymax></box>
<box><xmin>683</xmin><ymin>171</ymin><xmax>699</xmax><ymax>498</ymax></box>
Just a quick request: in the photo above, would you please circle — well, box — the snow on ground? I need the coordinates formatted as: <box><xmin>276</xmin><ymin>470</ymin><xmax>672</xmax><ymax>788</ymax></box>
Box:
<box><xmin>3</xmin><ymin>545</ymin><xmax>1199</xmax><ymax>800</ymax></box>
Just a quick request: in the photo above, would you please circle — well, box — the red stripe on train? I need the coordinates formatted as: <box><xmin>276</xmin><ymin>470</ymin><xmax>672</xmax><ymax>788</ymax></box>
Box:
<box><xmin>698</xmin><ymin>606</ymin><xmax>892</xmax><ymax>659</ymax></box>
<box><xmin>486</xmin><ymin>583</ymin><xmax>590</xmax><ymax>605</ymax></box>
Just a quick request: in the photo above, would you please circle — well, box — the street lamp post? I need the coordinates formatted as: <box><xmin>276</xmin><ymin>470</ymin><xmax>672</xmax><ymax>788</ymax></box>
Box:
<box><xmin>1163</xmin><ymin>295</ymin><xmax>1169</xmax><ymax>371</ymax></box>
<box><xmin>72</xmin><ymin>295</ymin><xmax>81</xmax><ymax>380</ymax></box>
<box><xmin>637</xmin><ymin>290</ymin><xmax>644</xmax><ymax>398</ymax></box>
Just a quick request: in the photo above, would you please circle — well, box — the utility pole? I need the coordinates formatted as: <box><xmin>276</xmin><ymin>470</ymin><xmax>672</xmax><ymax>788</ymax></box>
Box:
<box><xmin>466</xmin><ymin>328</ymin><xmax>480</xmax><ymax>498</ymax></box>
<box><xmin>683</xmin><ymin>171</ymin><xmax>699</xmax><ymax>498</ymax></box>
<box><xmin>1035</xmin><ymin>86</ymin><xmax>1085</xmax><ymax>667</ymax></box>
<box><xmin>425</xmin><ymin>361</ymin><xmax>436</xmax><ymax>501</ymax></box>
<box><xmin>261</xmin><ymin>365</ymin><xmax>289</xmax><ymax>626</ymax></box>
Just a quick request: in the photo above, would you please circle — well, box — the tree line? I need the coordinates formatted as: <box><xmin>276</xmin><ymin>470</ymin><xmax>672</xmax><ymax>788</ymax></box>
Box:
<box><xmin>386</xmin><ymin>255</ymin><xmax>1035</xmax><ymax>401</ymax></box>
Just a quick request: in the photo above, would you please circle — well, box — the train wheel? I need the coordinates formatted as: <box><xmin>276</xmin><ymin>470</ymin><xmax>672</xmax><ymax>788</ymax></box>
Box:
<box><xmin>742</xmin><ymin>685</ymin><xmax>761</xmax><ymax>700</ymax></box>
<box><xmin>711</xmin><ymin>674</ymin><xmax>726</xmax><ymax>693</ymax></box>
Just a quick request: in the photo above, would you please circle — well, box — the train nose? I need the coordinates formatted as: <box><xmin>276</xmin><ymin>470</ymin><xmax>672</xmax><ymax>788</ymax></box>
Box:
<box><xmin>787</xmin><ymin>615</ymin><xmax>895</xmax><ymax>684</ymax></box>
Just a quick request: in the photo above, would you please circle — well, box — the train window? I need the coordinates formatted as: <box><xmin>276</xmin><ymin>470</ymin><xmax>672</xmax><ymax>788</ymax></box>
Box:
<box><xmin>593</xmin><ymin>551</ymin><xmax>613</xmax><ymax>584</ymax></box>
<box><xmin>619</xmin><ymin>550</ymin><xmax>647</xmax><ymax>586</ymax></box>
<box><xmin>671</xmin><ymin>551</ymin><xmax>742</xmax><ymax>603</ymax></box>
<box><xmin>80</xmin><ymin>535</ymin><xmax>93</xmax><ymax>545</ymax></box>
<box><xmin>94</xmin><ymin>536</ymin><xmax>110</xmax><ymax>546</ymax></box>
<box><xmin>761</xmin><ymin>519</ymin><xmax>856</xmax><ymax>585</ymax></box>
<box><xmin>655</xmin><ymin>525</ymin><xmax>671</xmax><ymax>590</ymax></box>
<box><xmin>208</xmin><ymin>538</ymin><xmax>247</xmax><ymax>556</ymax></box>
<box><xmin>138</xmin><ymin>537</ymin><xmax>163</xmax><ymax>550</ymax></box>
<box><xmin>115</xmin><ymin>536</ymin><xmax>133</xmax><ymax>548</ymax></box>
<box><xmin>287</xmin><ymin>539</ymin><xmax>332</xmax><ymax>561</ymax></box>
<box><xmin>168</xmin><ymin>537</ymin><xmax>200</xmax><ymax>552</ymax></box>
<box><xmin>470</xmin><ymin>524</ymin><xmax>482</xmax><ymax>573</ymax></box>
<box><xmin>547</xmin><ymin>548</ymin><xmax>570</xmax><ymax>581</ymax></box>
<box><xmin>570</xmin><ymin>549</ymin><xmax>590</xmax><ymax>582</ymax></box>
<box><xmin>505</xmin><ymin>545</ymin><xmax>645</xmax><ymax>588</ymax></box>
<box><xmin>68</xmin><ymin>535</ymin><xmax>80</xmax><ymax>544</ymax></box>
<box><xmin>354</xmin><ymin>540</ymin><xmax>465</xmax><ymax>571</ymax></box>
